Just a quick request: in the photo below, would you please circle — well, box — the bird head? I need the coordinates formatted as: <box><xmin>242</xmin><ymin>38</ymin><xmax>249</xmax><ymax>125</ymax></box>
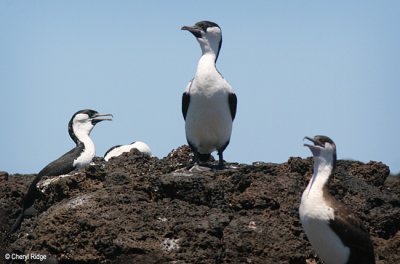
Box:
<box><xmin>304</xmin><ymin>135</ymin><xmax>337</xmax><ymax>169</ymax></box>
<box><xmin>68</xmin><ymin>109</ymin><xmax>112</xmax><ymax>144</ymax></box>
<box><xmin>182</xmin><ymin>20</ymin><xmax>222</xmax><ymax>61</ymax></box>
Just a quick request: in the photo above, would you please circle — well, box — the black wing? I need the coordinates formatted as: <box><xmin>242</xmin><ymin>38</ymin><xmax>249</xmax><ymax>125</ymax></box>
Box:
<box><xmin>182</xmin><ymin>92</ymin><xmax>191</xmax><ymax>120</ymax></box>
<box><xmin>25</xmin><ymin>145</ymin><xmax>83</xmax><ymax>207</ymax></box>
<box><xmin>38</xmin><ymin>145</ymin><xmax>84</xmax><ymax>177</ymax></box>
<box><xmin>229</xmin><ymin>93</ymin><xmax>237</xmax><ymax>121</ymax></box>
<box><xmin>11</xmin><ymin>145</ymin><xmax>84</xmax><ymax>233</ymax></box>
<box><xmin>328</xmin><ymin>199</ymin><xmax>375</xmax><ymax>264</ymax></box>
<box><xmin>182</xmin><ymin>80</ymin><xmax>193</xmax><ymax>120</ymax></box>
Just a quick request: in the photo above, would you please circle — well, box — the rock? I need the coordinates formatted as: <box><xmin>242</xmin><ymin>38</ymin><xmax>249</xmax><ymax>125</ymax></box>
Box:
<box><xmin>384</xmin><ymin>174</ymin><xmax>400</xmax><ymax>195</ymax></box>
<box><xmin>0</xmin><ymin>171</ymin><xmax>9</xmax><ymax>181</ymax></box>
<box><xmin>0</xmin><ymin>146</ymin><xmax>398</xmax><ymax>264</ymax></box>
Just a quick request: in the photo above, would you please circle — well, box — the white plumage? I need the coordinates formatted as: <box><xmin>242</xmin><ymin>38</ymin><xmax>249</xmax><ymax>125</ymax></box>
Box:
<box><xmin>181</xmin><ymin>21</ymin><xmax>237</xmax><ymax>168</ymax></box>
<box><xmin>299</xmin><ymin>136</ymin><xmax>375</xmax><ymax>264</ymax></box>
<box><xmin>299</xmin><ymin>167</ymin><xmax>350</xmax><ymax>264</ymax></box>
<box><xmin>104</xmin><ymin>141</ymin><xmax>152</xmax><ymax>161</ymax></box>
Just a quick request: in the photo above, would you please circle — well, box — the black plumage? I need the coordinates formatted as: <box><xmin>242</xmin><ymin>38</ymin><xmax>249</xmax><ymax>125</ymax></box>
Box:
<box><xmin>11</xmin><ymin>109</ymin><xmax>111</xmax><ymax>233</ymax></box>
<box><xmin>326</xmin><ymin>188</ymin><xmax>375</xmax><ymax>263</ymax></box>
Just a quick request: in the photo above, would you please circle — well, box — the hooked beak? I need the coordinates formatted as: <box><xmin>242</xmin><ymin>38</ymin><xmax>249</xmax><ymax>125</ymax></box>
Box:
<box><xmin>303</xmin><ymin>136</ymin><xmax>323</xmax><ymax>156</ymax></box>
<box><xmin>91</xmin><ymin>113</ymin><xmax>113</xmax><ymax>124</ymax></box>
<box><xmin>181</xmin><ymin>25</ymin><xmax>202</xmax><ymax>38</ymax></box>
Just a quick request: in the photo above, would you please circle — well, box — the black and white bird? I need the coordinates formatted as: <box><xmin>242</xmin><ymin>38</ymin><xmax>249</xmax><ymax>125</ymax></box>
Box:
<box><xmin>104</xmin><ymin>141</ymin><xmax>152</xmax><ymax>161</ymax></box>
<box><xmin>11</xmin><ymin>109</ymin><xmax>112</xmax><ymax>233</ymax></box>
<box><xmin>181</xmin><ymin>20</ymin><xmax>237</xmax><ymax>169</ymax></box>
<box><xmin>299</xmin><ymin>135</ymin><xmax>375</xmax><ymax>264</ymax></box>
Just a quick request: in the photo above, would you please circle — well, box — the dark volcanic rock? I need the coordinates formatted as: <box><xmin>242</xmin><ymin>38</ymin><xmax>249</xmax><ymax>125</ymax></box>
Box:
<box><xmin>384</xmin><ymin>174</ymin><xmax>400</xmax><ymax>196</ymax></box>
<box><xmin>0</xmin><ymin>147</ymin><xmax>399</xmax><ymax>264</ymax></box>
<box><xmin>0</xmin><ymin>171</ymin><xmax>9</xmax><ymax>181</ymax></box>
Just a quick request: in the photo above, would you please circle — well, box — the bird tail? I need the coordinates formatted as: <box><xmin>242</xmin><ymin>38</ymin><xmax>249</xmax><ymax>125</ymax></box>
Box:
<box><xmin>10</xmin><ymin>212</ymin><xmax>24</xmax><ymax>233</ymax></box>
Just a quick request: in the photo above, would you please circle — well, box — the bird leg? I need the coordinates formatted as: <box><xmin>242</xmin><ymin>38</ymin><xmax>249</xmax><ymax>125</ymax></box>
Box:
<box><xmin>217</xmin><ymin>151</ymin><xmax>225</xmax><ymax>170</ymax></box>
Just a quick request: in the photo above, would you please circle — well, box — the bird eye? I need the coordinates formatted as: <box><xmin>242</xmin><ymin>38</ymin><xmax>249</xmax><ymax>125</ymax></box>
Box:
<box><xmin>196</xmin><ymin>22</ymin><xmax>207</xmax><ymax>31</ymax></box>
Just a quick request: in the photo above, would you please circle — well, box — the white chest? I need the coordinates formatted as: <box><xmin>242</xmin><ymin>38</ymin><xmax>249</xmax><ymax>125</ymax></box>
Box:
<box><xmin>299</xmin><ymin>192</ymin><xmax>350</xmax><ymax>264</ymax></box>
<box><xmin>73</xmin><ymin>138</ymin><xmax>95</xmax><ymax>169</ymax></box>
<box><xmin>184</xmin><ymin>54</ymin><xmax>235</xmax><ymax>153</ymax></box>
<box><xmin>185</xmin><ymin>88</ymin><xmax>232</xmax><ymax>153</ymax></box>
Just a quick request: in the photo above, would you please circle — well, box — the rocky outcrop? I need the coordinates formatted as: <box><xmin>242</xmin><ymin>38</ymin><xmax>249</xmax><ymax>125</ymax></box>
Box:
<box><xmin>0</xmin><ymin>146</ymin><xmax>399</xmax><ymax>264</ymax></box>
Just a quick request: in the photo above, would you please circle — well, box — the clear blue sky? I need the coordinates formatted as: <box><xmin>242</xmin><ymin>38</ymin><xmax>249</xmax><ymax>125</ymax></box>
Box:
<box><xmin>1</xmin><ymin>1</ymin><xmax>399</xmax><ymax>174</ymax></box>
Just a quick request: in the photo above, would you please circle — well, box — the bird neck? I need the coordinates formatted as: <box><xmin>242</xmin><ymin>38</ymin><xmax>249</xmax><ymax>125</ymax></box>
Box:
<box><xmin>195</xmin><ymin>53</ymin><xmax>219</xmax><ymax>79</ymax></box>
<box><xmin>72</xmin><ymin>130</ymin><xmax>96</xmax><ymax>169</ymax></box>
<box><xmin>198</xmin><ymin>37</ymin><xmax>220</xmax><ymax>63</ymax></box>
<box><xmin>305</xmin><ymin>158</ymin><xmax>333</xmax><ymax>197</ymax></box>
<box><xmin>78</xmin><ymin>135</ymin><xmax>95</xmax><ymax>150</ymax></box>
<box><xmin>73</xmin><ymin>127</ymin><xmax>95</xmax><ymax>154</ymax></box>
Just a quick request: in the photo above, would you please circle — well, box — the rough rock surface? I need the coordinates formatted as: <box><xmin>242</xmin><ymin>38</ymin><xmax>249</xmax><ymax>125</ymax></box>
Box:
<box><xmin>0</xmin><ymin>146</ymin><xmax>399</xmax><ymax>264</ymax></box>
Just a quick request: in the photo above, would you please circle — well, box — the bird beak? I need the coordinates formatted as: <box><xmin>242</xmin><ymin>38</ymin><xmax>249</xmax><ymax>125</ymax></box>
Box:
<box><xmin>303</xmin><ymin>136</ymin><xmax>322</xmax><ymax>156</ymax></box>
<box><xmin>181</xmin><ymin>25</ymin><xmax>202</xmax><ymax>38</ymax></box>
<box><xmin>91</xmin><ymin>113</ymin><xmax>113</xmax><ymax>124</ymax></box>
<box><xmin>303</xmin><ymin>136</ymin><xmax>316</xmax><ymax>146</ymax></box>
